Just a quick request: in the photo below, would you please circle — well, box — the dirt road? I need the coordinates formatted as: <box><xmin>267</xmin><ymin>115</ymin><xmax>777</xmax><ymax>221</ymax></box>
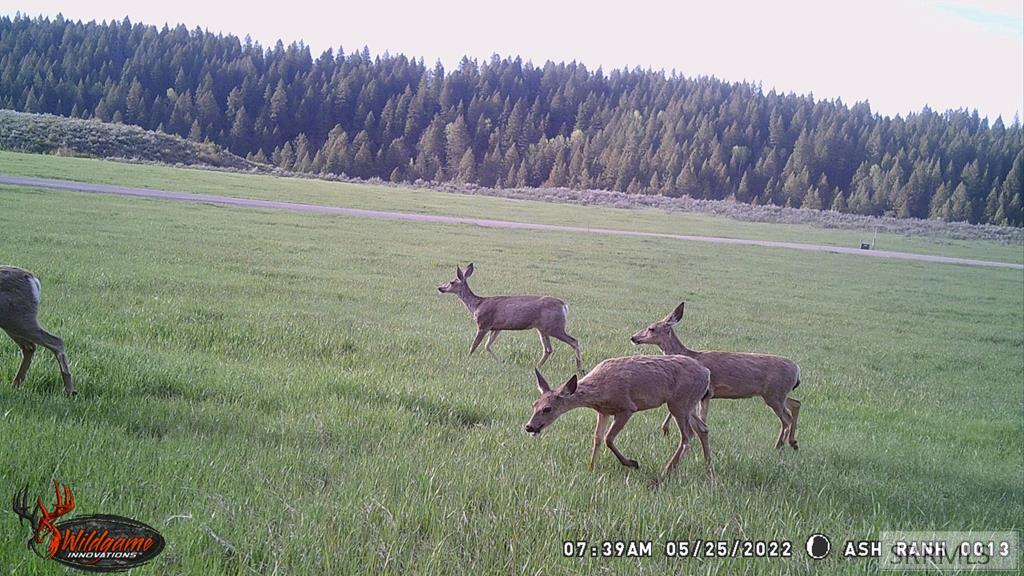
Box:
<box><xmin>2</xmin><ymin>174</ymin><xmax>1021</xmax><ymax>270</ymax></box>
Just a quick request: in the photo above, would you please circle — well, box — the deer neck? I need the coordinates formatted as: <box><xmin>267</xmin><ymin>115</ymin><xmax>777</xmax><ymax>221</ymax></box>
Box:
<box><xmin>457</xmin><ymin>285</ymin><xmax>484</xmax><ymax>313</ymax></box>
<box><xmin>664</xmin><ymin>330</ymin><xmax>698</xmax><ymax>357</ymax></box>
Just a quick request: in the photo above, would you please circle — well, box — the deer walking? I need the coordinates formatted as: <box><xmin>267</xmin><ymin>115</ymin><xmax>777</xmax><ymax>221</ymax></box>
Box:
<box><xmin>525</xmin><ymin>356</ymin><xmax>712</xmax><ymax>477</ymax></box>
<box><xmin>1</xmin><ymin>267</ymin><xmax>75</xmax><ymax>395</ymax></box>
<box><xmin>631</xmin><ymin>302</ymin><xmax>801</xmax><ymax>450</ymax></box>
<box><xmin>438</xmin><ymin>263</ymin><xmax>583</xmax><ymax>372</ymax></box>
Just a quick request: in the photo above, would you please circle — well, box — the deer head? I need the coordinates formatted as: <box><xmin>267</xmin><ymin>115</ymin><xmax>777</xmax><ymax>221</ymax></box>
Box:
<box><xmin>524</xmin><ymin>369</ymin><xmax>578</xmax><ymax>436</ymax></box>
<box><xmin>436</xmin><ymin>262</ymin><xmax>474</xmax><ymax>294</ymax></box>
<box><xmin>630</xmin><ymin>302</ymin><xmax>685</xmax><ymax>348</ymax></box>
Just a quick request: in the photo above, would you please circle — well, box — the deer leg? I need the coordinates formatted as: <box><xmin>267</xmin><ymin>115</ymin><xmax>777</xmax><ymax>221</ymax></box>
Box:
<box><xmin>590</xmin><ymin>413</ymin><xmax>610</xmax><ymax>470</ymax></box>
<box><xmin>660</xmin><ymin>412</ymin><xmax>673</xmax><ymax>436</ymax></box>
<box><xmin>663</xmin><ymin>406</ymin><xmax>693</xmax><ymax>476</ymax></box>
<box><xmin>468</xmin><ymin>328</ymin><xmax>488</xmax><ymax>356</ymax></box>
<box><xmin>536</xmin><ymin>331</ymin><xmax>553</xmax><ymax>367</ymax></box>
<box><xmin>36</xmin><ymin>329</ymin><xmax>74</xmax><ymax>396</ymax></box>
<box><xmin>551</xmin><ymin>329</ymin><xmax>582</xmax><ymax>373</ymax></box>
<box><xmin>484</xmin><ymin>330</ymin><xmax>502</xmax><ymax>363</ymax></box>
<box><xmin>766</xmin><ymin>397</ymin><xmax>791</xmax><ymax>449</ymax></box>
<box><xmin>605</xmin><ymin>411</ymin><xmax>638</xmax><ymax>468</ymax></box>
<box><xmin>12</xmin><ymin>340</ymin><xmax>36</xmax><ymax>387</ymax></box>
<box><xmin>690</xmin><ymin>411</ymin><xmax>712</xmax><ymax>470</ymax></box>
<box><xmin>699</xmin><ymin>396</ymin><xmax>711</xmax><ymax>422</ymax></box>
<box><xmin>785</xmin><ymin>397</ymin><xmax>801</xmax><ymax>450</ymax></box>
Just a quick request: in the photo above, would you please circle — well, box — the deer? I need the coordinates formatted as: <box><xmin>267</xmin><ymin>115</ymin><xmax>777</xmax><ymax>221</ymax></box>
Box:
<box><xmin>437</xmin><ymin>263</ymin><xmax>583</xmax><ymax>372</ymax></box>
<box><xmin>1</xmin><ymin>267</ymin><xmax>75</xmax><ymax>395</ymax></box>
<box><xmin>630</xmin><ymin>302</ymin><xmax>801</xmax><ymax>450</ymax></box>
<box><xmin>525</xmin><ymin>355</ymin><xmax>712</xmax><ymax>477</ymax></box>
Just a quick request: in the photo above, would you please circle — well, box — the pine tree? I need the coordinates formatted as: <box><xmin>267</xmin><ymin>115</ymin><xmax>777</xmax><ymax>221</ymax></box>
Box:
<box><xmin>830</xmin><ymin>188</ymin><xmax>847</xmax><ymax>212</ymax></box>
<box><xmin>188</xmin><ymin>120</ymin><xmax>203</xmax><ymax>142</ymax></box>
<box><xmin>293</xmin><ymin>134</ymin><xmax>312</xmax><ymax>172</ymax></box>
<box><xmin>125</xmin><ymin>78</ymin><xmax>145</xmax><ymax>124</ymax></box>
<box><xmin>351</xmin><ymin>130</ymin><xmax>375</xmax><ymax>177</ymax></box>
<box><xmin>455</xmin><ymin>148</ymin><xmax>476</xmax><ymax>184</ymax></box>
<box><xmin>444</xmin><ymin>116</ymin><xmax>472</xmax><ymax>175</ymax></box>
<box><xmin>169</xmin><ymin>91</ymin><xmax>194</xmax><ymax>137</ymax></box>
<box><xmin>1</xmin><ymin>14</ymin><xmax>1020</xmax><ymax>225</ymax></box>
<box><xmin>273</xmin><ymin>141</ymin><xmax>295</xmax><ymax>170</ymax></box>
<box><xmin>948</xmin><ymin>182</ymin><xmax>972</xmax><ymax>222</ymax></box>
<box><xmin>929</xmin><ymin>183</ymin><xmax>951</xmax><ymax>220</ymax></box>
<box><xmin>803</xmin><ymin>187</ymin><xmax>823</xmax><ymax>210</ymax></box>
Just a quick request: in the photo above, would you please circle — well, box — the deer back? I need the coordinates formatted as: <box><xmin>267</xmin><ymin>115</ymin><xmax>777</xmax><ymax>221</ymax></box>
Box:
<box><xmin>694</xmin><ymin>351</ymin><xmax>799</xmax><ymax>399</ymax></box>
<box><xmin>0</xmin><ymin>267</ymin><xmax>40</xmax><ymax>333</ymax></box>
<box><xmin>579</xmin><ymin>355</ymin><xmax>710</xmax><ymax>414</ymax></box>
<box><xmin>475</xmin><ymin>295</ymin><xmax>567</xmax><ymax>331</ymax></box>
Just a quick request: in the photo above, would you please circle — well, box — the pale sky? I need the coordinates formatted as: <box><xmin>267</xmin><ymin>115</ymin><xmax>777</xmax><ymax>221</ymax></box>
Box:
<box><xmin>7</xmin><ymin>1</ymin><xmax>1024</xmax><ymax>121</ymax></box>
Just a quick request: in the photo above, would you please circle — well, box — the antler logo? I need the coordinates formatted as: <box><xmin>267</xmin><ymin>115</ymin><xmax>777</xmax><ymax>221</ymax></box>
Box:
<box><xmin>10</xmin><ymin>481</ymin><xmax>165</xmax><ymax>572</ymax></box>
<box><xmin>12</xmin><ymin>481</ymin><xmax>75</xmax><ymax>558</ymax></box>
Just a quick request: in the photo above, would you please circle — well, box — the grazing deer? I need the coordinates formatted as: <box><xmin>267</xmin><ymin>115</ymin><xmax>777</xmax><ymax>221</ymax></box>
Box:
<box><xmin>437</xmin><ymin>263</ymin><xmax>583</xmax><ymax>372</ymax></box>
<box><xmin>525</xmin><ymin>356</ymin><xmax>712</xmax><ymax>477</ymax></box>
<box><xmin>630</xmin><ymin>302</ymin><xmax>801</xmax><ymax>450</ymax></box>
<box><xmin>1</xmin><ymin>267</ymin><xmax>75</xmax><ymax>395</ymax></box>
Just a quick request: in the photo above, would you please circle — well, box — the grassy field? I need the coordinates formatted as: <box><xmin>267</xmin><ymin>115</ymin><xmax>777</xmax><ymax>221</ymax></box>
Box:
<box><xmin>0</xmin><ymin>155</ymin><xmax>1022</xmax><ymax>575</ymax></box>
<box><xmin>2</xmin><ymin>150</ymin><xmax>1022</xmax><ymax>266</ymax></box>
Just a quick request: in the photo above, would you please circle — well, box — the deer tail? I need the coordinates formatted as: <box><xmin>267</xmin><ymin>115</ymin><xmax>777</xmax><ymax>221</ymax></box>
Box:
<box><xmin>28</xmin><ymin>274</ymin><xmax>41</xmax><ymax>303</ymax></box>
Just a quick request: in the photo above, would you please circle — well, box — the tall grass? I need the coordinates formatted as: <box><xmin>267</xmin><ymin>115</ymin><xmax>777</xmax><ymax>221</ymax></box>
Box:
<box><xmin>0</xmin><ymin>164</ymin><xmax>1020</xmax><ymax>574</ymax></box>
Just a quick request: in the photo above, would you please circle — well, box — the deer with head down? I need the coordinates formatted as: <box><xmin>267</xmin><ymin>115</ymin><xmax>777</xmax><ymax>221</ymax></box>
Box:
<box><xmin>438</xmin><ymin>263</ymin><xmax>583</xmax><ymax>372</ymax></box>
<box><xmin>630</xmin><ymin>302</ymin><xmax>801</xmax><ymax>450</ymax></box>
<box><xmin>1</xmin><ymin>267</ymin><xmax>75</xmax><ymax>395</ymax></box>
<box><xmin>525</xmin><ymin>355</ymin><xmax>712</xmax><ymax>477</ymax></box>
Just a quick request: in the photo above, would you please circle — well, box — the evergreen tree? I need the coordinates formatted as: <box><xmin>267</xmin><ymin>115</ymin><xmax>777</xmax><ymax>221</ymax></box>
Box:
<box><xmin>829</xmin><ymin>188</ymin><xmax>847</xmax><ymax>212</ymax></box>
<box><xmin>0</xmin><ymin>14</ymin><xmax>1020</xmax><ymax>225</ymax></box>
<box><xmin>948</xmin><ymin>182</ymin><xmax>972</xmax><ymax>222</ymax></box>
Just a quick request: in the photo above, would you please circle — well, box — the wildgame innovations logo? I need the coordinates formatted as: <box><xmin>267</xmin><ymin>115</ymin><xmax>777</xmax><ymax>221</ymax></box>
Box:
<box><xmin>11</xmin><ymin>481</ymin><xmax>165</xmax><ymax>572</ymax></box>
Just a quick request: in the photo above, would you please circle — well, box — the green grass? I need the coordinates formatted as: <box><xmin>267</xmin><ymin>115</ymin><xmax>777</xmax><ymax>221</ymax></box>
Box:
<box><xmin>2</xmin><ymin>149</ymin><xmax>1022</xmax><ymax>265</ymax></box>
<box><xmin>0</xmin><ymin>157</ymin><xmax>1021</xmax><ymax>575</ymax></box>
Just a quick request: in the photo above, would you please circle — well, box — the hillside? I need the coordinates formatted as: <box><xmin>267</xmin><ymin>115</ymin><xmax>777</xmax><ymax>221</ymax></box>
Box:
<box><xmin>1</xmin><ymin>14</ymin><xmax>1022</xmax><ymax>225</ymax></box>
<box><xmin>0</xmin><ymin>109</ymin><xmax>260</xmax><ymax>169</ymax></box>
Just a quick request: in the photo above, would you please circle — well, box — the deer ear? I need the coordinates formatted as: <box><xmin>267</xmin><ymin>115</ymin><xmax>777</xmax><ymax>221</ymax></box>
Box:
<box><xmin>666</xmin><ymin>302</ymin><xmax>685</xmax><ymax>325</ymax></box>
<box><xmin>535</xmin><ymin>369</ymin><xmax>551</xmax><ymax>395</ymax></box>
<box><xmin>456</xmin><ymin>266</ymin><xmax>464</xmax><ymax>281</ymax></box>
<box><xmin>464</xmin><ymin>263</ymin><xmax>474</xmax><ymax>278</ymax></box>
<box><xmin>560</xmin><ymin>374</ymin><xmax>578</xmax><ymax>396</ymax></box>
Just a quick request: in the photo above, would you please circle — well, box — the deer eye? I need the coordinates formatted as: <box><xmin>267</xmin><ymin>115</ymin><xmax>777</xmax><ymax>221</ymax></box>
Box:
<box><xmin>542</xmin><ymin>407</ymin><xmax>552</xmax><ymax>414</ymax></box>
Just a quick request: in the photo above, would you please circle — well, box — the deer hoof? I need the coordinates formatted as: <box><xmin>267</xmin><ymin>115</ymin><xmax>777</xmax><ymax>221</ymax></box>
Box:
<box><xmin>624</xmin><ymin>459</ymin><xmax>639</xmax><ymax>469</ymax></box>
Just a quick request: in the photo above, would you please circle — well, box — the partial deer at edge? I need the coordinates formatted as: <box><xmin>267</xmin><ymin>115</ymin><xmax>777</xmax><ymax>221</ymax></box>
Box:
<box><xmin>631</xmin><ymin>302</ymin><xmax>801</xmax><ymax>450</ymax></box>
<box><xmin>1</xmin><ymin>267</ymin><xmax>75</xmax><ymax>395</ymax></box>
<box><xmin>438</xmin><ymin>263</ymin><xmax>583</xmax><ymax>372</ymax></box>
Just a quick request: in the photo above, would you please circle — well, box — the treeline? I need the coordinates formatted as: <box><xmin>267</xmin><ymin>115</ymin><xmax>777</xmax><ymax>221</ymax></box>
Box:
<box><xmin>2</xmin><ymin>14</ymin><xmax>1022</xmax><ymax>226</ymax></box>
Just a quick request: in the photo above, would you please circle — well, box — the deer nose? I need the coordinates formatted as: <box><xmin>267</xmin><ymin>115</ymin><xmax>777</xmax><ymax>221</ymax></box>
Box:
<box><xmin>630</xmin><ymin>335</ymin><xmax>639</xmax><ymax>344</ymax></box>
<box><xmin>525</xmin><ymin>425</ymin><xmax>537</xmax><ymax>433</ymax></box>
<box><xmin>437</xmin><ymin>286</ymin><xmax>444</xmax><ymax>293</ymax></box>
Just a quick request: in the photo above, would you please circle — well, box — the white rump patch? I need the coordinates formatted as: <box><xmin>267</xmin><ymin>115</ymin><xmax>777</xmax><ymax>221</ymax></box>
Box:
<box><xmin>562</xmin><ymin>303</ymin><xmax>570</xmax><ymax>318</ymax></box>
<box><xmin>29</xmin><ymin>276</ymin><xmax>41</xmax><ymax>303</ymax></box>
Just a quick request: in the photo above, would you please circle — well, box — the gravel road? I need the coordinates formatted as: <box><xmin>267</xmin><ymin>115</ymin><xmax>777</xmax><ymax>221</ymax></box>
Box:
<box><xmin>2</xmin><ymin>174</ymin><xmax>1020</xmax><ymax>270</ymax></box>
